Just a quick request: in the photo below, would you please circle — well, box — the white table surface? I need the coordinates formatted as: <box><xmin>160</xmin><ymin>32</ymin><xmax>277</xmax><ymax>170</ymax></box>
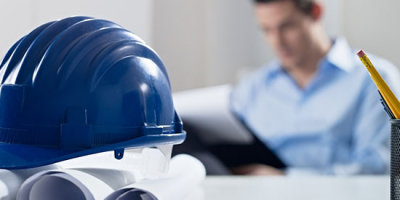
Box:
<box><xmin>185</xmin><ymin>176</ymin><xmax>390</xmax><ymax>200</ymax></box>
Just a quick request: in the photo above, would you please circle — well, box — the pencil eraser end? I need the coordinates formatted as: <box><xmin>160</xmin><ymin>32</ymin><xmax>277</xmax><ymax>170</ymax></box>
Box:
<box><xmin>357</xmin><ymin>50</ymin><xmax>365</xmax><ymax>58</ymax></box>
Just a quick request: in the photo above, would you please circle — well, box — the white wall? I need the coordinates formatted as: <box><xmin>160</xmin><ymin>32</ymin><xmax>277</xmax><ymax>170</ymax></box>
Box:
<box><xmin>205</xmin><ymin>0</ymin><xmax>273</xmax><ymax>86</ymax></box>
<box><xmin>152</xmin><ymin>0</ymin><xmax>276</xmax><ymax>91</ymax></box>
<box><xmin>1</xmin><ymin>1</ymin><xmax>399</xmax><ymax>92</ymax></box>
<box><xmin>152</xmin><ymin>0</ymin><xmax>209</xmax><ymax>91</ymax></box>
<box><xmin>0</xmin><ymin>0</ymin><xmax>153</xmax><ymax>58</ymax></box>
<box><xmin>341</xmin><ymin>0</ymin><xmax>400</xmax><ymax>67</ymax></box>
<box><xmin>321</xmin><ymin>0</ymin><xmax>342</xmax><ymax>37</ymax></box>
<box><xmin>0</xmin><ymin>1</ymin><xmax>36</xmax><ymax>57</ymax></box>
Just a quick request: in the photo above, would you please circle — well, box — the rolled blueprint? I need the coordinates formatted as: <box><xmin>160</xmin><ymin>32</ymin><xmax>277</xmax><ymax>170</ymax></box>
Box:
<box><xmin>0</xmin><ymin>165</ymin><xmax>59</xmax><ymax>200</ymax></box>
<box><xmin>14</xmin><ymin>150</ymin><xmax>204</xmax><ymax>200</ymax></box>
<box><xmin>105</xmin><ymin>154</ymin><xmax>206</xmax><ymax>200</ymax></box>
<box><xmin>17</xmin><ymin>169</ymin><xmax>113</xmax><ymax>200</ymax></box>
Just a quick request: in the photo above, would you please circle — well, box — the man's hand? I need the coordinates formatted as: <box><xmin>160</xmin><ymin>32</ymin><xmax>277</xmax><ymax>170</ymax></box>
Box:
<box><xmin>231</xmin><ymin>164</ymin><xmax>285</xmax><ymax>176</ymax></box>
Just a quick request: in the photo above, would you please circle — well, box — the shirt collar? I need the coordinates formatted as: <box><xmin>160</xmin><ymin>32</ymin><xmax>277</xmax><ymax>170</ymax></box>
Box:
<box><xmin>265</xmin><ymin>36</ymin><xmax>356</xmax><ymax>80</ymax></box>
<box><xmin>325</xmin><ymin>37</ymin><xmax>357</xmax><ymax>73</ymax></box>
<box><xmin>264</xmin><ymin>59</ymin><xmax>283</xmax><ymax>80</ymax></box>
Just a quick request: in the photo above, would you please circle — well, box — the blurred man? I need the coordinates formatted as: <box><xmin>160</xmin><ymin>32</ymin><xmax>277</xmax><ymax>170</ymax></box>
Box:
<box><xmin>230</xmin><ymin>0</ymin><xmax>400</xmax><ymax>175</ymax></box>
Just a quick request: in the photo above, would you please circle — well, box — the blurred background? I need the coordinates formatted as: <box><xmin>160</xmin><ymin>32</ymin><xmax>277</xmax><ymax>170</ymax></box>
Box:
<box><xmin>0</xmin><ymin>0</ymin><xmax>398</xmax><ymax>91</ymax></box>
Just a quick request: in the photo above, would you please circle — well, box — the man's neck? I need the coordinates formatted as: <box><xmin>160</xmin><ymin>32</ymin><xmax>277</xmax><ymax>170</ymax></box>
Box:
<box><xmin>287</xmin><ymin>34</ymin><xmax>331</xmax><ymax>89</ymax></box>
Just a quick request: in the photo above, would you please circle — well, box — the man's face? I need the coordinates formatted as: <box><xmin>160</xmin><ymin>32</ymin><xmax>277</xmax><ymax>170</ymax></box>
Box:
<box><xmin>255</xmin><ymin>1</ymin><xmax>316</xmax><ymax>69</ymax></box>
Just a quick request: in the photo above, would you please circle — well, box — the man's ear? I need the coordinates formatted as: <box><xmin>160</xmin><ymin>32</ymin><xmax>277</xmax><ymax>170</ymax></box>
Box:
<box><xmin>311</xmin><ymin>2</ymin><xmax>323</xmax><ymax>21</ymax></box>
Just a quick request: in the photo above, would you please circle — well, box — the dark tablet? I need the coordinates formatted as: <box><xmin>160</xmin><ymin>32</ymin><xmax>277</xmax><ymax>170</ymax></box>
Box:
<box><xmin>172</xmin><ymin>85</ymin><xmax>286</xmax><ymax>174</ymax></box>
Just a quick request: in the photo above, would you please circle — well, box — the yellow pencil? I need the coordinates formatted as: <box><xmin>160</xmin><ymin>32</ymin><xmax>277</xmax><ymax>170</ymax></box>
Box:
<box><xmin>357</xmin><ymin>50</ymin><xmax>400</xmax><ymax>119</ymax></box>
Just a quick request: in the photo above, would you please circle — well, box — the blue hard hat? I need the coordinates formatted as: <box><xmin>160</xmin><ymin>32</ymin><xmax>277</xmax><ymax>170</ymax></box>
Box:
<box><xmin>0</xmin><ymin>16</ymin><xmax>186</xmax><ymax>169</ymax></box>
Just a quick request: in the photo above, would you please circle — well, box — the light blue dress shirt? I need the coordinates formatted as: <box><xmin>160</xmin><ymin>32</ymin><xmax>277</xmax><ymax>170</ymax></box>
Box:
<box><xmin>231</xmin><ymin>37</ymin><xmax>400</xmax><ymax>175</ymax></box>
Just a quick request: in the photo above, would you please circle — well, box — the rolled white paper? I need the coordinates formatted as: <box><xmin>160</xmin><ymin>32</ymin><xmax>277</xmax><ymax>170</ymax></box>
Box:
<box><xmin>106</xmin><ymin>154</ymin><xmax>206</xmax><ymax>200</ymax></box>
<box><xmin>0</xmin><ymin>165</ymin><xmax>59</xmax><ymax>200</ymax></box>
<box><xmin>17</xmin><ymin>169</ymin><xmax>113</xmax><ymax>200</ymax></box>
<box><xmin>15</xmin><ymin>147</ymin><xmax>173</xmax><ymax>200</ymax></box>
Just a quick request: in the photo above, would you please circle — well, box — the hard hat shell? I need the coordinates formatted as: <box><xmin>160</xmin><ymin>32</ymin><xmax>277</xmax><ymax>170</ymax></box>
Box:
<box><xmin>0</xmin><ymin>16</ymin><xmax>185</xmax><ymax>169</ymax></box>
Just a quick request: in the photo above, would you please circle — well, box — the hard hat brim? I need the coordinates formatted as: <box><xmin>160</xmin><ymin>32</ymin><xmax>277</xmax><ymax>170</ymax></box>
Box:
<box><xmin>0</xmin><ymin>132</ymin><xmax>186</xmax><ymax>169</ymax></box>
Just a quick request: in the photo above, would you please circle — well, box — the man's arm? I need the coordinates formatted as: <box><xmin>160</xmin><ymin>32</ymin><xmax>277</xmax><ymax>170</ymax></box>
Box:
<box><xmin>286</xmin><ymin>74</ymin><xmax>393</xmax><ymax>176</ymax></box>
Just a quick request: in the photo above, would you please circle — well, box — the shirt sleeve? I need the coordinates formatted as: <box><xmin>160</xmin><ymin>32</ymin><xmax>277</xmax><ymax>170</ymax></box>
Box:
<box><xmin>287</xmin><ymin>63</ymin><xmax>400</xmax><ymax>176</ymax></box>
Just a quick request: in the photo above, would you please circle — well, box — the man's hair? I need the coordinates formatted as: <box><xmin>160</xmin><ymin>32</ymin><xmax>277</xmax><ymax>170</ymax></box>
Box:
<box><xmin>253</xmin><ymin>0</ymin><xmax>314</xmax><ymax>15</ymax></box>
